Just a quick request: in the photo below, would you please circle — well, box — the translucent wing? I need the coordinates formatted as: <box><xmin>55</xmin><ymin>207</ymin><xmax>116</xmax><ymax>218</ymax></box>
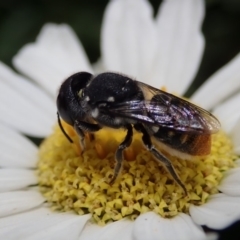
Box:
<box><xmin>103</xmin><ymin>82</ymin><xmax>220</xmax><ymax>134</ymax></box>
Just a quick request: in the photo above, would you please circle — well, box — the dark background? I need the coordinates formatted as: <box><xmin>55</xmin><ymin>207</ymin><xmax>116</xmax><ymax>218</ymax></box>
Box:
<box><xmin>0</xmin><ymin>0</ymin><xmax>240</xmax><ymax>96</ymax></box>
<box><xmin>0</xmin><ymin>1</ymin><xmax>240</xmax><ymax>239</ymax></box>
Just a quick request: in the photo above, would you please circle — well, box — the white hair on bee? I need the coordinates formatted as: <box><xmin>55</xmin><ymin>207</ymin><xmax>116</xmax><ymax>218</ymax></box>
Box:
<box><xmin>107</xmin><ymin>96</ymin><xmax>115</xmax><ymax>102</ymax></box>
<box><xmin>91</xmin><ymin>108</ymin><xmax>99</xmax><ymax>118</ymax></box>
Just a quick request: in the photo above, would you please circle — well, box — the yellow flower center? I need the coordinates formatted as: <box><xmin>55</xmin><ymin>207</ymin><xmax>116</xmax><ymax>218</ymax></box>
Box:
<box><xmin>37</xmin><ymin>122</ymin><xmax>237</xmax><ymax>225</ymax></box>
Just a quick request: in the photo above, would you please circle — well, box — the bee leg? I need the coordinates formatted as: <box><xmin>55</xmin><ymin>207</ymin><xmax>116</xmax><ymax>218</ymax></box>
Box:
<box><xmin>109</xmin><ymin>125</ymin><xmax>133</xmax><ymax>184</ymax></box>
<box><xmin>74</xmin><ymin>121</ymin><xmax>101</xmax><ymax>151</ymax></box>
<box><xmin>74</xmin><ymin>123</ymin><xmax>85</xmax><ymax>151</ymax></box>
<box><xmin>134</xmin><ymin>124</ymin><xmax>187</xmax><ymax>195</ymax></box>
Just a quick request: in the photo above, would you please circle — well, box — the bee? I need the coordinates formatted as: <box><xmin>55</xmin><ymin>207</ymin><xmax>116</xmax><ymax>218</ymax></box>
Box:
<box><xmin>57</xmin><ymin>72</ymin><xmax>220</xmax><ymax>194</ymax></box>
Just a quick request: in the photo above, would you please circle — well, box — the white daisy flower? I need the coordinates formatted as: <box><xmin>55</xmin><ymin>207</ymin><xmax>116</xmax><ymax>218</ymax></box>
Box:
<box><xmin>0</xmin><ymin>0</ymin><xmax>240</xmax><ymax>239</ymax></box>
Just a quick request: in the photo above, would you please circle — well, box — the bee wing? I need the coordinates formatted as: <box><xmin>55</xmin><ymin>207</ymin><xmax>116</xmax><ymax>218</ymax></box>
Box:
<box><xmin>106</xmin><ymin>82</ymin><xmax>220</xmax><ymax>134</ymax></box>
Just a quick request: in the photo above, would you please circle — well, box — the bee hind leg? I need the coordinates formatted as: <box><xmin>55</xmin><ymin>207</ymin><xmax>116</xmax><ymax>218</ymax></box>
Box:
<box><xmin>109</xmin><ymin>125</ymin><xmax>133</xmax><ymax>184</ymax></box>
<box><xmin>134</xmin><ymin>124</ymin><xmax>187</xmax><ymax>195</ymax></box>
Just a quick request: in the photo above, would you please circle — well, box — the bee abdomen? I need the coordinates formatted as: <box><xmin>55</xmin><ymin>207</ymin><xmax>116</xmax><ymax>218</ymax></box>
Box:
<box><xmin>153</xmin><ymin>127</ymin><xmax>211</xmax><ymax>156</ymax></box>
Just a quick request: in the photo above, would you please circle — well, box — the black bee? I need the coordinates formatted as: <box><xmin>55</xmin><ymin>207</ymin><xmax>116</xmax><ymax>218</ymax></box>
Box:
<box><xmin>57</xmin><ymin>72</ymin><xmax>220</xmax><ymax>194</ymax></box>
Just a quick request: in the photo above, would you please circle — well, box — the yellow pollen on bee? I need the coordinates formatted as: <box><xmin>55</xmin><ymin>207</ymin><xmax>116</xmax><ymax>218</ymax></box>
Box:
<box><xmin>168</xmin><ymin>131</ymin><xmax>175</xmax><ymax>137</ymax></box>
<box><xmin>37</xmin><ymin>123</ymin><xmax>237</xmax><ymax>225</ymax></box>
<box><xmin>180</xmin><ymin>134</ymin><xmax>188</xmax><ymax>144</ymax></box>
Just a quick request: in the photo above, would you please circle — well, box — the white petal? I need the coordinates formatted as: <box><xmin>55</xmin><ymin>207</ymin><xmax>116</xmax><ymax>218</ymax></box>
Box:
<box><xmin>218</xmin><ymin>167</ymin><xmax>240</xmax><ymax>196</ymax></box>
<box><xmin>79</xmin><ymin>219</ymin><xmax>133</xmax><ymax>240</ymax></box>
<box><xmin>0</xmin><ymin>207</ymin><xmax>91</xmax><ymax>240</ymax></box>
<box><xmin>13</xmin><ymin>23</ymin><xmax>92</xmax><ymax>97</ymax></box>
<box><xmin>101</xmin><ymin>0</ymin><xmax>157</xmax><ymax>83</ymax></box>
<box><xmin>0</xmin><ymin>169</ymin><xmax>37</xmax><ymax>192</ymax></box>
<box><xmin>206</xmin><ymin>232</ymin><xmax>219</xmax><ymax>240</ymax></box>
<box><xmin>153</xmin><ymin>0</ymin><xmax>204</xmax><ymax>94</ymax></box>
<box><xmin>190</xmin><ymin>193</ymin><xmax>240</xmax><ymax>229</ymax></box>
<box><xmin>132</xmin><ymin>212</ymin><xmax>206</xmax><ymax>240</ymax></box>
<box><xmin>0</xmin><ymin>62</ymin><xmax>55</xmax><ymax>137</ymax></box>
<box><xmin>230</xmin><ymin>118</ymin><xmax>240</xmax><ymax>155</ymax></box>
<box><xmin>212</xmin><ymin>92</ymin><xmax>240</xmax><ymax>134</ymax></box>
<box><xmin>236</xmin><ymin>159</ymin><xmax>240</xmax><ymax>167</ymax></box>
<box><xmin>192</xmin><ymin>53</ymin><xmax>240</xmax><ymax>110</ymax></box>
<box><xmin>0</xmin><ymin>191</ymin><xmax>45</xmax><ymax>217</ymax></box>
<box><xmin>0</xmin><ymin>123</ymin><xmax>37</xmax><ymax>168</ymax></box>
<box><xmin>92</xmin><ymin>59</ymin><xmax>105</xmax><ymax>74</ymax></box>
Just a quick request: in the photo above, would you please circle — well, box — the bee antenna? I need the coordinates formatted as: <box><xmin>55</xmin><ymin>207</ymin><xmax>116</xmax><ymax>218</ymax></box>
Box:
<box><xmin>57</xmin><ymin>112</ymin><xmax>73</xmax><ymax>143</ymax></box>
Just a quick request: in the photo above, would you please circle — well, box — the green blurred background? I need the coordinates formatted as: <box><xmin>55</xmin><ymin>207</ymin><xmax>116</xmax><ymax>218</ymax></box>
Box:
<box><xmin>0</xmin><ymin>0</ymin><xmax>240</xmax><ymax>96</ymax></box>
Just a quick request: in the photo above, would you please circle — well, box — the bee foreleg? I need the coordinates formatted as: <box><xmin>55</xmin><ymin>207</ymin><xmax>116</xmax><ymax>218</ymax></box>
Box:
<box><xmin>134</xmin><ymin>124</ymin><xmax>187</xmax><ymax>195</ymax></box>
<box><xmin>109</xmin><ymin>125</ymin><xmax>133</xmax><ymax>184</ymax></box>
<box><xmin>74</xmin><ymin>120</ymin><xmax>101</xmax><ymax>151</ymax></box>
<box><xmin>74</xmin><ymin>122</ymin><xmax>85</xmax><ymax>151</ymax></box>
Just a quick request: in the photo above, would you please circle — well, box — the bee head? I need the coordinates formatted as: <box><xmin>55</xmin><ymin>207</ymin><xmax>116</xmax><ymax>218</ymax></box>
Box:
<box><xmin>57</xmin><ymin>72</ymin><xmax>92</xmax><ymax>126</ymax></box>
